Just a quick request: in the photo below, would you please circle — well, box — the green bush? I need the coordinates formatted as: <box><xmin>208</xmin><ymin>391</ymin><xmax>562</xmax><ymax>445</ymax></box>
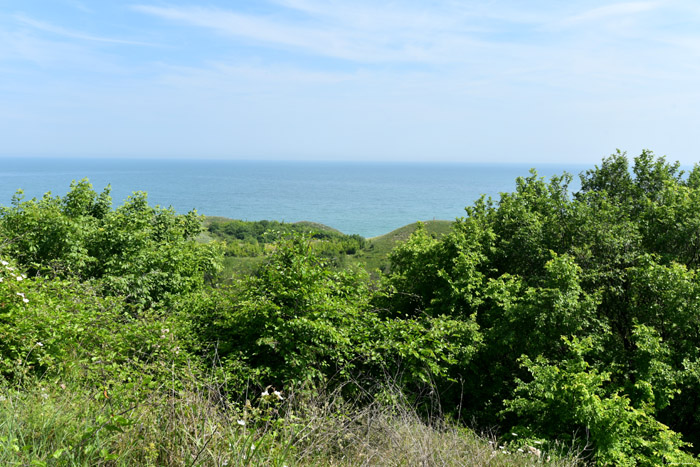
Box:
<box><xmin>0</xmin><ymin>179</ymin><xmax>222</xmax><ymax>308</ymax></box>
<box><xmin>179</xmin><ymin>234</ymin><xmax>479</xmax><ymax>398</ymax></box>
<box><xmin>385</xmin><ymin>151</ymin><xmax>700</xmax><ymax>463</ymax></box>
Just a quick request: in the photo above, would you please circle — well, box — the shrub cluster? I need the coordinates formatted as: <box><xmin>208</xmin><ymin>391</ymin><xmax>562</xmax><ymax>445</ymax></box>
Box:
<box><xmin>386</xmin><ymin>150</ymin><xmax>700</xmax><ymax>464</ymax></box>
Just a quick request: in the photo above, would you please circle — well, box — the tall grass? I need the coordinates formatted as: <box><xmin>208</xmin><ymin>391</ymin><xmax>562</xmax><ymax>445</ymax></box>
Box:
<box><xmin>0</xmin><ymin>369</ymin><xmax>584</xmax><ymax>466</ymax></box>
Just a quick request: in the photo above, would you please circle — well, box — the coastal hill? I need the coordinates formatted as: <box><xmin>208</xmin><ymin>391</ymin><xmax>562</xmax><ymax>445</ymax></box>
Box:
<box><xmin>202</xmin><ymin>216</ymin><xmax>453</xmax><ymax>277</ymax></box>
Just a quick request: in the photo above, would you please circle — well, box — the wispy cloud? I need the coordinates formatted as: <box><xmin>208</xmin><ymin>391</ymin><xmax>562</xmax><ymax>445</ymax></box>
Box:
<box><xmin>14</xmin><ymin>14</ymin><xmax>158</xmax><ymax>47</ymax></box>
<box><xmin>562</xmin><ymin>1</ymin><xmax>661</xmax><ymax>25</ymax></box>
<box><xmin>132</xmin><ymin>3</ymin><xmax>489</xmax><ymax>65</ymax></box>
<box><xmin>269</xmin><ymin>0</ymin><xmax>466</xmax><ymax>31</ymax></box>
<box><xmin>63</xmin><ymin>0</ymin><xmax>94</xmax><ymax>14</ymax></box>
<box><xmin>131</xmin><ymin>1</ymin><xmax>696</xmax><ymax>72</ymax></box>
<box><xmin>128</xmin><ymin>0</ymin><xmax>700</xmax><ymax>104</ymax></box>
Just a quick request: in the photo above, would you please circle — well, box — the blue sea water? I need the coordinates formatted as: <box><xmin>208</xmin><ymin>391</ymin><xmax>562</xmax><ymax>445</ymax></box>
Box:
<box><xmin>0</xmin><ymin>157</ymin><xmax>590</xmax><ymax>238</ymax></box>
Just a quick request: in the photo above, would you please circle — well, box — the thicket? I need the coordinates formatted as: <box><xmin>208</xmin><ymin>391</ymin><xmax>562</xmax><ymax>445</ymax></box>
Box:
<box><xmin>1</xmin><ymin>151</ymin><xmax>699</xmax><ymax>465</ymax></box>
<box><xmin>207</xmin><ymin>218</ymin><xmax>366</xmax><ymax>258</ymax></box>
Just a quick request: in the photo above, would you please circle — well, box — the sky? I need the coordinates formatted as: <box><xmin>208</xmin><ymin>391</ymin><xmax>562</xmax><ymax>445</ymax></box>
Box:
<box><xmin>1</xmin><ymin>1</ymin><xmax>699</xmax><ymax>164</ymax></box>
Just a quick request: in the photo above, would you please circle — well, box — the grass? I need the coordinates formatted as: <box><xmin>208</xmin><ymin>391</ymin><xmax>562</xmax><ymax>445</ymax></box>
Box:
<box><xmin>292</xmin><ymin>221</ymin><xmax>344</xmax><ymax>235</ymax></box>
<box><xmin>220</xmin><ymin>255</ymin><xmax>266</xmax><ymax>278</ymax></box>
<box><xmin>0</xmin><ymin>372</ymin><xmax>584</xmax><ymax>466</ymax></box>
<box><xmin>202</xmin><ymin>217</ymin><xmax>354</xmax><ymax>281</ymax></box>
<box><xmin>352</xmin><ymin>220</ymin><xmax>454</xmax><ymax>273</ymax></box>
<box><xmin>204</xmin><ymin>217</ymin><xmax>455</xmax><ymax>279</ymax></box>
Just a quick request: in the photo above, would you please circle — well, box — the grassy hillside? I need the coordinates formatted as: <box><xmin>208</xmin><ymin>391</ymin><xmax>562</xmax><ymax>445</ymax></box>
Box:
<box><xmin>354</xmin><ymin>220</ymin><xmax>454</xmax><ymax>273</ymax></box>
<box><xmin>203</xmin><ymin>216</ymin><xmax>454</xmax><ymax>279</ymax></box>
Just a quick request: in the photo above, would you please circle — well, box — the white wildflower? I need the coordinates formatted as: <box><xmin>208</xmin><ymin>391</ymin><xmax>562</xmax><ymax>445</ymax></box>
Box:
<box><xmin>16</xmin><ymin>275</ymin><xmax>23</xmax><ymax>281</ymax></box>
<box><xmin>1</xmin><ymin>260</ymin><xmax>8</xmax><ymax>266</ymax></box>
<box><xmin>23</xmin><ymin>298</ymin><xmax>29</xmax><ymax>303</ymax></box>
<box><xmin>250</xmin><ymin>443</ymin><xmax>255</xmax><ymax>451</ymax></box>
<box><xmin>16</xmin><ymin>292</ymin><xmax>24</xmax><ymax>297</ymax></box>
<box><xmin>0</xmin><ymin>394</ymin><xmax>6</xmax><ymax>402</ymax></box>
<box><xmin>36</xmin><ymin>342</ymin><xmax>43</xmax><ymax>347</ymax></box>
<box><xmin>261</xmin><ymin>390</ymin><xmax>269</xmax><ymax>396</ymax></box>
<box><xmin>237</xmin><ymin>419</ymin><xmax>246</xmax><ymax>426</ymax></box>
<box><xmin>0</xmin><ymin>277</ymin><xmax>3</xmax><ymax>282</ymax></box>
<box><xmin>273</xmin><ymin>390</ymin><xmax>284</xmax><ymax>400</ymax></box>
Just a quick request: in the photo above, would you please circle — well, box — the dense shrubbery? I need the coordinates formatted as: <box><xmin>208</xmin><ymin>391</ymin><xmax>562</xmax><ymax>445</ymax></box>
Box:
<box><xmin>1</xmin><ymin>180</ymin><xmax>222</xmax><ymax>308</ymax></box>
<box><xmin>386</xmin><ymin>150</ymin><xmax>700</xmax><ymax>464</ymax></box>
<box><xmin>2</xmin><ymin>151</ymin><xmax>700</xmax><ymax>464</ymax></box>
<box><xmin>178</xmin><ymin>234</ymin><xmax>479</xmax><ymax>398</ymax></box>
<box><xmin>208</xmin><ymin>217</ymin><xmax>366</xmax><ymax>257</ymax></box>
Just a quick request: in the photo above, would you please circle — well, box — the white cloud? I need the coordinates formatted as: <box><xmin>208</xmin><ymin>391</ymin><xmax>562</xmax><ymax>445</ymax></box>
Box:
<box><xmin>132</xmin><ymin>3</ymin><xmax>490</xmax><ymax>64</ymax></box>
<box><xmin>14</xmin><ymin>14</ymin><xmax>158</xmax><ymax>47</ymax></box>
<box><xmin>562</xmin><ymin>1</ymin><xmax>661</xmax><ymax>25</ymax></box>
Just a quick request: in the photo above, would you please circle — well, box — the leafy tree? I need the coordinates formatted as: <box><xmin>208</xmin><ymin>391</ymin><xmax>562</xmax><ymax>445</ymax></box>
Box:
<box><xmin>385</xmin><ymin>150</ymin><xmax>700</xmax><ymax>462</ymax></box>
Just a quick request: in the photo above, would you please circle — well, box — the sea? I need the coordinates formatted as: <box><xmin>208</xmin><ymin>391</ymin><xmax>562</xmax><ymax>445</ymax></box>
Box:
<box><xmin>0</xmin><ymin>157</ymin><xmax>590</xmax><ymax>238</ymax></box>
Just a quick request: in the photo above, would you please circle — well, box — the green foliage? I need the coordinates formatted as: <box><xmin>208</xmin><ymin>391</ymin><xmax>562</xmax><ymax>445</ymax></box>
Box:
<box><xmin>505</xmin><ymin>336</ymin><xmax>693</xmax><ymax>466</ymax></box>
<box><xmin>207</xmin><ymin>217</ymin><xmax>365</xmax><ymax>258</ymax></box>
<box><xmin>357</xmin><ymin>220</ymin><xmax>454</xmax><ymax>274</ymax></box>
<box><xmin>0</xmin><ymin>256</ymin><xmax>189</xmax><ymax>386</ymax></box>
<box><xmin>384</xmin><ymin>150</ymin><xmax>700</xmax><ymax>463</ymax></box>
<box><xmin>1</xmin><ymin>179</ymin><xmax>222</xmax><ymax>308</ymax></box>
<box><xmin>179</xmin><ymin>233</ymin><xmax>479</xmax><ymax>398</ymax></box>
<box><xmin>179</xmin><ymin>234</ymin><xmax>371</xmax><ymax>390</ymax></box>
<box><xmin>206</xmin><ymin>217</ymin><xmax>452</xmax><ymax>278</ymax></box>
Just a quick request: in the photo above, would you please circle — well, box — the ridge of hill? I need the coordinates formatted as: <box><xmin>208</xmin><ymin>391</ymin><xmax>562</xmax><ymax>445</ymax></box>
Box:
<box><xmin>354</xmin><ymin>220</ymin><xmax>453</xmax><ymax>273</ymax></box>
<box><xmin>201</xmin><ymin>217</ymin><xmax>454</xmax><ymax>277</ymax></box>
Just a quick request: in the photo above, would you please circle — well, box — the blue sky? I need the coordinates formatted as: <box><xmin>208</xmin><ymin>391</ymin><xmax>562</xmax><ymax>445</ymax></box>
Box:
<box><xmin>1</xmin><ymin>0</ymin><xmax>699</xmax><ymax>163</ymax></box>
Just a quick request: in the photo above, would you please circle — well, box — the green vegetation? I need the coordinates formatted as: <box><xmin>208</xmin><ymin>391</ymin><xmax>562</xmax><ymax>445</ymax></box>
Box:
<box><xmin>2</xmin><ymin>150</ymin><xmax>700</xmax><ymax>465</ymax></box>
<box><xmin>205</xmin><ymin>217</ymin><xmax>367</xmax><ymax>279</ymax></box>
<box><xmin>206</xmin><ymin>216</ymin><xmax>452</xmax><ymax>279</ymax></box>
<box><xmin>356</xmin><ymin>220</ymin><xmax>453</xmax><ymax>273</ymax></box>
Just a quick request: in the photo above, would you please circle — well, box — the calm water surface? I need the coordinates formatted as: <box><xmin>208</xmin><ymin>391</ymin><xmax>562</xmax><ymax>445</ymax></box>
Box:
<box><xmin>0</xmin><ymin>157</ymin><xmax>589</xmax><ymax>237</ymax></box>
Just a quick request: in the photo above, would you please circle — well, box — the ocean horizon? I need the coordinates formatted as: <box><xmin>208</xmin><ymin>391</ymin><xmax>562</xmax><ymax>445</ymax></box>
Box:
<box><xmin>0</xmin><ymin>157</ymin><xmax>590</xmax><ymax>237</ymax></box>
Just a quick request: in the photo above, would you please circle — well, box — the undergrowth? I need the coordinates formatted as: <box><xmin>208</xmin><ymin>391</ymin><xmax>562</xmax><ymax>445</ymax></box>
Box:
<box><xmin>0</xmin><ymin>370</ymin><xmax>583</xmax><ymax>466</ymax></box>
